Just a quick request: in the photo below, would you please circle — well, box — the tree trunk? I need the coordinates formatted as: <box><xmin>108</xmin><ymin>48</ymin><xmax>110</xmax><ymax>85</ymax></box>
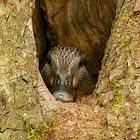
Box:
<box><xmin>93</xmin><ymin>0</ymin><xmax>140</xmax><ymax>139</ymax></box>
<box><xmin>0</xmin><ymin>1</ymin><xmax>47</xmax><ymax>140</ymax></box>
<box><xmin>36</xmin><ymin>0</ymin><xmax>116</xmax><ymax>76</ymax></box>
<box><xmin>0</xmin><ymin>0</ymin><xmax>140</xmax><ymax>140</ymax></box>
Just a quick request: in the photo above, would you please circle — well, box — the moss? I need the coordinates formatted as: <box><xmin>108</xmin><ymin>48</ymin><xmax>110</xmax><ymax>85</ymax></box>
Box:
<box><xmin>26</xmin><ymin>122</ymin><xmax>51</xmax><ymax>140</ymax></box>
<box><xmin>106</xmin><ymin>83</ymin><xmax>125</xmax><ymax>108</ymax></box>
<box><xmin>98</xmin><ymin>94</ymin><xmax>105</xmax><ymax>105</ymax></box>
<box><xmin>115</xmin><ymin>2</ymin><xmax>133</xmax><ymax>39</ymax></box>
<box><xmin>109</xmin><ymin>91</ymin><xmax>124</xmax><ymax>108</ymax></box>
<box><xmin>118</xmin><ymin>39</ymin><xmax>131</xmax><ymax>48</ymax></box>
<box><xmin>25</xmin><ymin>111</ymin><xmax>62</xmax><ymax>140</ymax></box>
<box><xmin>137</xmin><ymin>129</ymin><xmax>140</xmax><ymax>139</ymax></box>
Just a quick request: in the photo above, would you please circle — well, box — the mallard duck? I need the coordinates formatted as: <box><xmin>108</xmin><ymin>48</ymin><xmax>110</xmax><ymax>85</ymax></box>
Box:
<box><xmin>40</xmin><ymin>46</ymin><xmax>93</xmax><ymax>102</ymax></box>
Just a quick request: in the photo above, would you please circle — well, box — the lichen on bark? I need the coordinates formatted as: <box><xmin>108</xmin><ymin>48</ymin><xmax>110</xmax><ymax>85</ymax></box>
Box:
<box><xmin>0</xmin><ymin>0</ymin><xmax>140</xmax><ymax>140</ymax></box>
<box><xmin>0</xmin><ymin>1</ymin><xmax>47</xmax><ymax>139</ymax></box>
<box><xmin>93</xmin><ymin>0</ymin><xmax>140</xmax><ymax>139</ymax></box>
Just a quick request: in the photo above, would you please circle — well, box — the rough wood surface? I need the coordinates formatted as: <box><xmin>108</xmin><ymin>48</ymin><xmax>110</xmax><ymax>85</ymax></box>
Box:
<box><xmin>93</xmin><ymin>0</ymin><xmax>140</xmax><ymax>139</ymax></box>
<box><xmin>32</xmin><ymin>0</ymin><xmax>47</xmax><ymax>63</ymax></box>
<box><xmin>0</xmin><ymin>1</ymin><xmax>44</xmax><ymax>139</ymax></box>
<box><xmin>36</xmin><ymin>0</ymin><xmax>116</xmax><ymax>76</ymax></box>
<box><xmin>1</xmin><ymin>0</ymin><xmax>140</xmax><ymax>139</ymax></box>
<box><xmin>38</xmin><ymin>0</ymin><xmax>140</xmax><ymax>139</ymax></box>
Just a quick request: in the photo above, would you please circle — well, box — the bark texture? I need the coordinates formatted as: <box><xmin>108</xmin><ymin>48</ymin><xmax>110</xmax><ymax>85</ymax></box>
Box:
<box><xmin>0</xmin><ymin>0</ymin><xmax>140</xmax><ymax>140</ymax></box>
<box><xmin>38</xmin><ymin>0</ymin><xmax>140</xmax><ymax>139</ymax></box>
<box><xmin>0</xmin><ymin>1</ymin><xmax>47</xmax><ymax>140</ymax></box>
<box><xmin>93</xmin><ymin>0</ymin><xmax>140</xmax><ymax>139</ymax></box>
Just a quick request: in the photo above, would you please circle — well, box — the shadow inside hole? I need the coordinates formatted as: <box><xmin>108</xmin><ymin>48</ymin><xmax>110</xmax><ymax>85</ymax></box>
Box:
<box><xmin>32</xmin><ymin>0</ymin><xmax>116</xmax><ymax>102</ymax></box>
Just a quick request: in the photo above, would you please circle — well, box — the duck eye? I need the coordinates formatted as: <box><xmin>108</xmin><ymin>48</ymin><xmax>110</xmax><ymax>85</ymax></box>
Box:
<box><xmin>79</xmin><ymin>60</ymin><xmax>86</xmax><ymax>67</ymax></box>
<box><xmin>55</xmin><ymin>79</ymin><xmax>61</xmax><ymax>85</ymax></box>
<box><xmin>65</xmin><ymin>80</ymin><xmax>70</xmax><ymax>85</ymax></box>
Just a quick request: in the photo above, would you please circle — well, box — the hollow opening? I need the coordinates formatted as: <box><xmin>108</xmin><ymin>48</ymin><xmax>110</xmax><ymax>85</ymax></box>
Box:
<box><xmin>32</xmin><ymin>0</ymin><xmax>117</xmax><ymax>102</ymax></box>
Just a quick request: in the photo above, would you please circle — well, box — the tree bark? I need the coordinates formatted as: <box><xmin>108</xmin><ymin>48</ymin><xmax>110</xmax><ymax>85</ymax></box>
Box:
<box><xmin>93</xmin><ymin>0</ymin><xmax>140</xmax><ymax>139</ymax></box>
<box><xmin>38</xmin><ymin>0</ymin><xmax>140</xmax><ymax>139</ymax></box>
<box><xmin>0</xmin><ymin>0</ymin><xmax>140</xmax><ymax>140</ymax></box>
<box><xmin>0</xmin><ymin>1</ymin><xmax>47</xmax><ymax>140</ymax></box>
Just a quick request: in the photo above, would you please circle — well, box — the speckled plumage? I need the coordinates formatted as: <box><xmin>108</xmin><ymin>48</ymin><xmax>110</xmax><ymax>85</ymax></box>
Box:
<box><xmin>40</xmin><ymin>45</ymin><xmax>94</xmax><ymax>101</ymax></box>
<box><xmin>47</xmin><ymin>46</ymin><xmax>85</xmax><ymax>73</ymax></box>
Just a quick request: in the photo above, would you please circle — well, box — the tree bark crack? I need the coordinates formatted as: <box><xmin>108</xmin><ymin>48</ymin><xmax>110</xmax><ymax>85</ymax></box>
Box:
<box><xmin>0</xmin><ymin>127</ymin><xmax>23</xmax><ymax>133</ymax></box>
